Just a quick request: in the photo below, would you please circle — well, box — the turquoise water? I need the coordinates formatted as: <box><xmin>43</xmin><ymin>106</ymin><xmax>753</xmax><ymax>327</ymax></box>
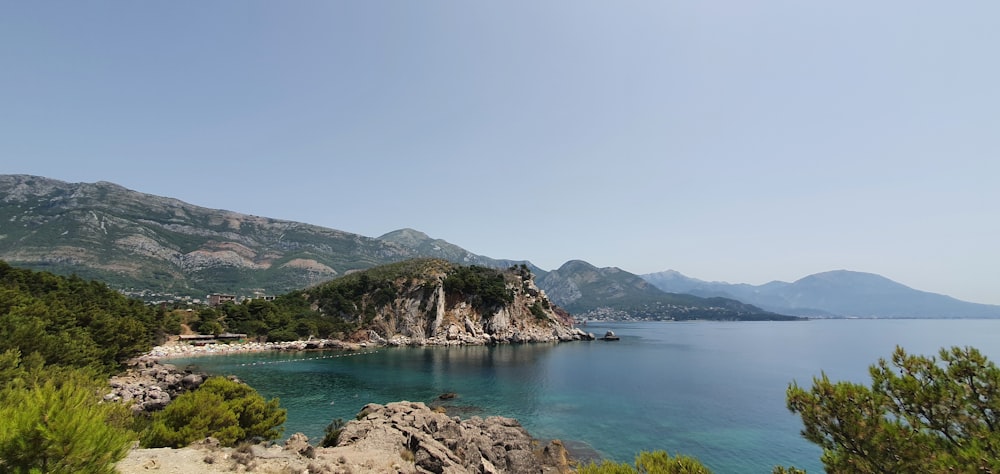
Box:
<box><xmin>173</xmin><ymin>319</ymin><xmax>1000</xmax><ymax>473</ymax></box>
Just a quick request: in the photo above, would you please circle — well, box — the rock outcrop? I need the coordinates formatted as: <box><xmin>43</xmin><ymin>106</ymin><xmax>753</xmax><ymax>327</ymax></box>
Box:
<box><xmin>338</xmin><ymin>401</ymin><xmax>573</xmax><ymax>474</ymax></box>
<box><xmin>105</xmin><ymin>356</ymin><xmax>208</xmax><ymax>413</ymax></box>
<box><xmin>117</xmin><ymin>401</ymin><xmax>575</xmax><ymax>474</ymax></box>
<box><xmin>299</xmin><ymin>260</ymin><xmax>590</xmax><ymax>346</ymax></box>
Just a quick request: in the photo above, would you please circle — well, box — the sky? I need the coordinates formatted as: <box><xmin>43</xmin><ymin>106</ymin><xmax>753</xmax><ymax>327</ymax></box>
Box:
<box><xmin>2</xmin><ymin>2</ymin><xmax>998</xmax><ymax>305</ymax></box>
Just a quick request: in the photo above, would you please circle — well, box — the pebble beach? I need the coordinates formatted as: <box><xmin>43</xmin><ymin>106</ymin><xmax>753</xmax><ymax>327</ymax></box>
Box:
<box><xmin>146</xmin><ymin>338</ymin><xmax>364</xmax><ymax>360</ymax></box>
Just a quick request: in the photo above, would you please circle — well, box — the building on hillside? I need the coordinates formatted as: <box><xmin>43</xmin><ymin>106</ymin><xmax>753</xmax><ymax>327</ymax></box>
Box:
<box><xmin>208</xmin><ymin>294</ymin><xmax>236</xmax><ymax>306</ymax></box>
<box><xmin>252</xmin><ymin>290</ymin><xmax>276</xmax><ymax>301</ymax></box>
<box><xmin>178</xmin><ymin>333</ymin><xmax>248</xmax><ymax>345</ymax></box>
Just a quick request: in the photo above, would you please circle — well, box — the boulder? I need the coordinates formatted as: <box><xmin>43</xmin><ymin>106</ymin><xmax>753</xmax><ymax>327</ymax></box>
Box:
<box><xmin>335</xmin><ymin>401</ymin><xmax>573</xmax><ymax>474</ymax></box>
<box><xmin>107</xmin><ymin>359</ymin><xmax>208</xmax><ymax>414</ymax></box>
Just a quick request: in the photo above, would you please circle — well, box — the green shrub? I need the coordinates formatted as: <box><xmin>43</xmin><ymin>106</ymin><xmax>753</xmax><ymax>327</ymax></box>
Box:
<box><xmin>577</xmin><ymin>450</ymin><xmax>713</xmax><ymax>474</ymax></box>
<box><xmin>578</xmin><ymin>459</ymin><xmax>641</xmax><ymax>474</ymax></box>
<box><xmin>321</xmin><ymin>418</ymin><xmax>346</xmax><ymax>447</ymax></box>
<box><xmin>529</xmin><ymin>301</ymin><xmax>547</xmax><ymax>320</ymax></box>
<box><xmin>772</xmin><ymin>467</ymin><xmax>807</xmax><ymax>474</ymax></box>
<box><xmin>0</xmin><ymin>354</ymin><xmax>133</xmax><ymax>474</ymax></box>
<box><xmin>142</xmin><ymin>376</ymin><xmax>286</xmax><ymax>448</ymax></box>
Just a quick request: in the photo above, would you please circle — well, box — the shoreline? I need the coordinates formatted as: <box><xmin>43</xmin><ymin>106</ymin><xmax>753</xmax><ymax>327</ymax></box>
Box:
<box><xmin>145</xmin><ymin>338</ymin><xmax>367</xmax><ymax>360</ymax></box>
<box><xmin>144</xmin><ymin>329</ymin><xmax>593</xmax><ymax>361</ymax></box>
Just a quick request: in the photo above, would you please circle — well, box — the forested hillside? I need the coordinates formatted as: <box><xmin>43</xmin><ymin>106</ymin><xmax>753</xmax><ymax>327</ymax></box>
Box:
<box><xmin>0</xmin><ymin>261</ymin><xmax>292</xmax><ymax>472</ymax></box>
<box><xmin>0</xmin><ymin>260</ymin><xmax>160</xmax><ymax>374</ymax></box>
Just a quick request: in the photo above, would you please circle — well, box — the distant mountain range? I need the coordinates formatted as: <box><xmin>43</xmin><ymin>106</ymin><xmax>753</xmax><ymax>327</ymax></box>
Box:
<box><xmin>1</xmin><ymin>174</ymin><xmax>994</xmax><ymax>320</ymax></box>
<box><xmin>641</xmin><ymin>269</ymin><xmax>1000</xmax><ymax>319</ymax></box>
<box><xmin>0</xmin><ymin>175</ymin><xmax>780</xmax><ymax>320</ymax></box>
<box><xmin>538</xmin><ymin>260</ymin><xmax>795</xmax><ymax>321</ymax></box>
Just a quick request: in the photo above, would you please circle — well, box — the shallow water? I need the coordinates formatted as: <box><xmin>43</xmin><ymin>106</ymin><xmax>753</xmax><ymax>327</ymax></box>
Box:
<box><xmin>174</xmin><ymin>319</ymin><xmax>1000</xmax><ymax>473</ymax></box>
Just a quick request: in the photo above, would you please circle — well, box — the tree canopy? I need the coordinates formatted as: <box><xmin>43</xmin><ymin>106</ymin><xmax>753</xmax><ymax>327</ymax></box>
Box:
<box><xmin>0</xmin><ymin>260</ymin><xmax>158</xmax><ymax>374</ymax></box>
<box><xmin>787</xmin><ymin>345</ymin><xmax>1000</xmax><ymax>473</ymax></box>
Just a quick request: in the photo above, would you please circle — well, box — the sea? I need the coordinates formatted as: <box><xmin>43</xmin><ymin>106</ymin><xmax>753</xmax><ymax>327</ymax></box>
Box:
<box><xmin>171</xmin><ymin>319</ymin><xmax>1000</xmax><ymax>473</ymax></box>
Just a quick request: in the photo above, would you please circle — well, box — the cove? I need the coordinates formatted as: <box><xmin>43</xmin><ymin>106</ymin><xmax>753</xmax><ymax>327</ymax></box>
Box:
<box><xmin>173</xmin><ymin>319</ymin><xmax>1000</xmax><ymax>473</ymax></box>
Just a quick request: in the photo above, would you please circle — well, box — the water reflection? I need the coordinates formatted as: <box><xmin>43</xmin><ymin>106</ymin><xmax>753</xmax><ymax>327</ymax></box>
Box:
<box><xmin>173</xmin><ymin>342</ymin><xmax>564</xmax><ymax>441</ymax></box>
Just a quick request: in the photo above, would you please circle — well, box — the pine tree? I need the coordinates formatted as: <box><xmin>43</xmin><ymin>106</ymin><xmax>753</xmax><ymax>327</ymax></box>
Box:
<box><xmin>0</xmin><ymin>355</ymin><xmax>133</xmax><ymax>474</ymax></box>
<box><xmin>142</xmin><ymin>376</ymin><xmax>286</xmax><ymax>448</ymax></box>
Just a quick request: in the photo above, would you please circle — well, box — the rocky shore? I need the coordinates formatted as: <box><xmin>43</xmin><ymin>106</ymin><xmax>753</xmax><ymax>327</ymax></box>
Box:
<box><xmin>113</xmin><ymin>335</ymin><xmax>594</xmax><ymax>472</ymax></box>
<box><xmin>117</xmin><ymin>401</ymin><xmax>575</xmax><ymax>474</ymax></box>
<box><xmin>144</xmin><ymin>330</ymin><xmax>594</xmax><ymax>361</ymax></box>
<box><xmin>106</xmin><ymin>356</ymin><xmax>208</xmax><ymax>413</ymax></box>
<box><xmin>146</xmin><ymin>338</ymin><xmax>361</xmax><ymax>359</ymax></box>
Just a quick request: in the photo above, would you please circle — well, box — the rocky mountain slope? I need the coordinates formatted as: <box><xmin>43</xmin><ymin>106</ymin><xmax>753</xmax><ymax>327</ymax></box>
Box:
<box><xmin>378</xmin><ymin>228</ymin><xmax>540</xmax><ymax>274</ymax></box>
<box><xmin>642</xmin><ymin>269</ymin><xmax>1000</xmax><ymax>318</ymax></box>
<box><xmin>539</xmin><ymin>260</ymin><xmax>798</xmax><ymax>321</ymax></box>
<box><xmin>0</xmin><ymin>175</ymin><xmax>530</xmax><ymax>298</ymax></box>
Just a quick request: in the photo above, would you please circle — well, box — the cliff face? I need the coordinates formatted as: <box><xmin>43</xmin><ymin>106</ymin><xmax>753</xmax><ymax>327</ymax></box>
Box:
<box><xmin>298</xmin><ymin>260</ymin><xmax>588</xmax><ymax>344</ymax></box>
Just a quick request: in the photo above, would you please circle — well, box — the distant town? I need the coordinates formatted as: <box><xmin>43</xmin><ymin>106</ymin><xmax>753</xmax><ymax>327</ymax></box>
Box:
<box><xmin>118</xmin><ymin>288</ymin><xmax>275</xmax><ymax>307</ymax></box>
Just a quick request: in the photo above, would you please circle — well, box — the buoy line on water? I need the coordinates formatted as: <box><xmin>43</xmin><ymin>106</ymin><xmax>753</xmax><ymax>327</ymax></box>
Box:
<box><xmin>238</xmin><ymin>350</ymin><xmax>379</xmax><ymax>366</ymax></box>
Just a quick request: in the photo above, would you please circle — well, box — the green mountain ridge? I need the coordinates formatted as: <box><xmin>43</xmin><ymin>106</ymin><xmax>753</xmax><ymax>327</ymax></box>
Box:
<box><xmin>538</xmin><ymin>260</ymin><xmax>795</xmax><ymax>321</ymax></box>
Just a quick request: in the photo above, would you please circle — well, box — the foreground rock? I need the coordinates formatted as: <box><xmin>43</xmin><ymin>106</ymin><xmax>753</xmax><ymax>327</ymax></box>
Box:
<box><xmin>118</xmin><ymin>401</ymin><xmax>574</xmax><ymax>474</ymax></box>
<box><xmin>338</xmin><ymin>401</ymin><xmax>572</xmax><ymax>474</ymax></box>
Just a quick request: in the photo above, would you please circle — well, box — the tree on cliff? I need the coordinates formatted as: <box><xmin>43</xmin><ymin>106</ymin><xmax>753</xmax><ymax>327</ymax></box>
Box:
<box><xmin>787</xmin><ymin>346</ymin><xmax>1000</xmax><ymax>473</ymax></box>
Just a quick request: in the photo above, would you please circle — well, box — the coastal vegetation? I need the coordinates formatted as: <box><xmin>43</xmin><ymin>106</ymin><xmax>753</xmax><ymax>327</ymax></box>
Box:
<box><xmin>0</xmin><ymin>260</ymin><xmax>159</xmax><ymax>374</ymax></box>
<box><xmin>577</xmin><ymin>450</ymin><xmax>713</xmax><ymax>473</ymax></box>
<box><xmin>0</xmin><ymin>262</ymin><xmax>287</xmax><ymax>471</ymax></box>
<box><xmin>141</xmin><ymin>376</ymin><xmax>286</xmax><ymax>448</ymax></box>
<box><xmin>787</xmin><ymin>345</ymin><xmax>1000</xmax><ymax>473</ymax></box>
<box><xmin>0</xmin><ymin>351</ymin><xmax>133</xmax><ymax>474</ymax></box>
<box><xmin>5</xmin><ymin>259</ymin><xmax>1000</xmax><ymax>472</ymax></box>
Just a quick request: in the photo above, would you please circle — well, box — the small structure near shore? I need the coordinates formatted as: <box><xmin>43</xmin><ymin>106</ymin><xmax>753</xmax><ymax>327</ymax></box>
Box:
<box><xmin>178</xmin><ymin>333</ymin><xmax>247</xmax><ymax>346</ymax></box>
<box><xmin>600</xmin><ymin>330</ymin><xmax>620</xmax><ymax>341</ymax></box>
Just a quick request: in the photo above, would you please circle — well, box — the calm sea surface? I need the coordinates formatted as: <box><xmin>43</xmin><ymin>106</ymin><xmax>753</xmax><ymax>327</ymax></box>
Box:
<box><xmin>173</xmin><ymin>319</ymin><xmax>1000</xmax><ymax>473</ymax></box>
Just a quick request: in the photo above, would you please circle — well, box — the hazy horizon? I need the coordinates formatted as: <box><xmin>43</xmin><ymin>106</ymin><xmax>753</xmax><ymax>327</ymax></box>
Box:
<box><xmin>3</xmin><ymin>2</ymin><xmax>997</xmax><ymax>304</ymax></box>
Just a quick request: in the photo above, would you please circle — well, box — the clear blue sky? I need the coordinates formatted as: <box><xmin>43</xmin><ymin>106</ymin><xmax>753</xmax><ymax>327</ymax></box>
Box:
<box><xmin>3</xmin><ymin>2</ymin><xmax>998</xmax><ymax>305</ymax></box>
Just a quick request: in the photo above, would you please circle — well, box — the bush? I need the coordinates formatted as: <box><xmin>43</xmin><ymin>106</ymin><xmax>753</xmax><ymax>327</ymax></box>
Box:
<box><xmin>0</xmin><ymin>353</ymin><xmax>133</xmax><ymax>474</ymax></box>
<box><xmin>577</xmin><ymin>450</ymin><xmax>713</xmax><ymax>474</ymax></box>
<box><xmin>142</xmin><ymin>376</ymin><xmax>286</xmax><ymax>448</ymax></box>
<box><xmin>321</xmin><ymin>418</ymin><xmax>346</xmax><ymax>447</ymax></box>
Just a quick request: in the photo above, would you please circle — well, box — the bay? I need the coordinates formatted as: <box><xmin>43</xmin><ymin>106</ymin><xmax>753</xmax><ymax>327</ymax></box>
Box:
<box><xmin>172</xmin><ymin>319</ymin><xmax>1000</xmax><ymax>473</ymax></box>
